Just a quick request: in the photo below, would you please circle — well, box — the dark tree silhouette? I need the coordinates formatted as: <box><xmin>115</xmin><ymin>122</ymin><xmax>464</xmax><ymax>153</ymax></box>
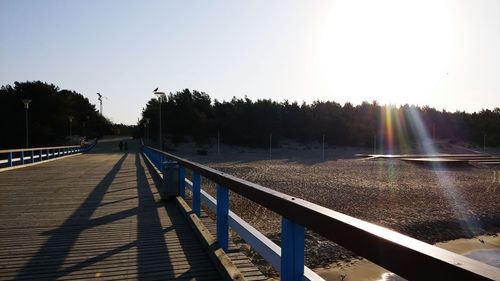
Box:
<box><xmin>0</xmin><ymin>81</ymin><xmax>113</xmax><ymax>149</ymax></box>
<box><xmin>137</xmin><ymin>89</ymin><xmax>500</xmax><ymax>149</ymax></box>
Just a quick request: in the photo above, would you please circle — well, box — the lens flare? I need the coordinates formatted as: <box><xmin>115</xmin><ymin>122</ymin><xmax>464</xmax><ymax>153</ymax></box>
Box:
<box><xmin>404</xmin><ymin>107</ymin><xmax>483</xmax><ymax>237</ymax></box>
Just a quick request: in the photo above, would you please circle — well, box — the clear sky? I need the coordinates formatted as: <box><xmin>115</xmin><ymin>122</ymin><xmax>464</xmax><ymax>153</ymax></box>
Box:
<box><xmin>1</xmin><ymin>0</ymin><xmax>499</xmax><ymax>125</ymax></box>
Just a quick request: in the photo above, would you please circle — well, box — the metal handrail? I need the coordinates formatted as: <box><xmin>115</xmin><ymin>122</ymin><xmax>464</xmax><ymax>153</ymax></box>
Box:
<box><xmin>142</xmin><ymin>143</ymin><xmax>500</xmax><ymax>281</ymax></box>
<box><xmin>0</xmin><ymin>139</ymin><xmax>97</xmax><ymax>168</ymax></box>
<box><xmin>0</xmin><ymin>145</ymin><xmax>82</xmax><ymax>154</ymax></box>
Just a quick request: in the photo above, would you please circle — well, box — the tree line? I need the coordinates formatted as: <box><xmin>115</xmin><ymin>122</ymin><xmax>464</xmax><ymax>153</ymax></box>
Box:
<box><xmin>138</xmin><ymin>89</ymin><xmax>500</xmax><ymax>149</ymax></box>
<box><xmin>0</xmin><ymin>81</ymin><xmax>114</xmax><ymax>149</ymax></box>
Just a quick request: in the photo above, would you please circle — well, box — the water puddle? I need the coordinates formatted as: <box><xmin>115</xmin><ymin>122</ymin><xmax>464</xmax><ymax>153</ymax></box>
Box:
<box><xmin>314</xmin><ymin>233</ymin><xmax>500</xmax><ymax>280</ymax></box>
<box><xmin>465</xmin><ymin>249</ymin><xmax>500</xmax><ymax>268</ymax></box>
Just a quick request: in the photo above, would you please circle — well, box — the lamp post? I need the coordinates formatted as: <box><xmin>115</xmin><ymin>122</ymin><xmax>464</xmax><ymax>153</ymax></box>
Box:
<box><xmin>145</xmin><ymin>118</ymin><xmax>150</xmax><ymax>144</ymax></box>
<box><xmin>484</xmin><ymin>133</ymin><xmax>487</xmax><ymax>153</ymax></box>
<box><xmin>322</xmin><ymin>133</ymin><xmax>325</xmax><ymax>160</ymax></box>
<box><xmin>22</xmin><ymin>99</ymin><xmax>32</xmax><ymax>148</ymax></box>
<box><xmin>68</xmin><ymin>116</ymin><xmax>74</xmax><ymax>137</ymax></box>
<box><xmin>153</xmin><ymin>90</ymin><xmax>166</xmax><ymax>150</ymax></box>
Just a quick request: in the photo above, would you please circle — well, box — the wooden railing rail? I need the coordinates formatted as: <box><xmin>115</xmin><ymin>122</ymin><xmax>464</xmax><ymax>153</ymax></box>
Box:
<box><xmin>0</xmin><ymin>139</ymin><xmax>97</xmax><ymax>168</ymax></box>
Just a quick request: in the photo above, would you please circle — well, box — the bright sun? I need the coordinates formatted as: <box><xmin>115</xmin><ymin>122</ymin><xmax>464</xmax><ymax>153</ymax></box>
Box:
<box><xmin>316</xmin><ymin>0</ymin><xmax>454</xmax><ymax>106</ymax></box>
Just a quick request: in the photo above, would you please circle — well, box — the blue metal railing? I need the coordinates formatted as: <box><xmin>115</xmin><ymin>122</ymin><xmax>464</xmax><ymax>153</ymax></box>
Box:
<box><xmin>0</xmin><ymin>140</ymin><xmax>97</xmax><ymax>169</ymax></box>
<box><xmin>141</xmin><ymin>141</ymin><xmax>499</xmax><ymax>281</ymax></box>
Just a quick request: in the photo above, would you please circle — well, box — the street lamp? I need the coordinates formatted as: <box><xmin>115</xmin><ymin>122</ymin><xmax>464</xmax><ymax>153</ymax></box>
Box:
<box><xmin>153</xmin><ymin>90</ymin><xmax>166</xmax><ymax>150</ymax></box>
<box><xmin>68</xmin><ymin>115</ymin><xmax>74</xmax><ymax>137</ymax></box>
<box><xmin>22</xmin><ymin>99</ymin><xmax>32</xmax><ymax>148</ymax></box>
<box><xmin>484</xmin><ymin>133</ymin><xmax>487</xmax><ymax>153</ymax></box>
<box><xmin>145</xmin><ymin>117</ymin><xmax>150</xmax><ymax>144</ymax></box>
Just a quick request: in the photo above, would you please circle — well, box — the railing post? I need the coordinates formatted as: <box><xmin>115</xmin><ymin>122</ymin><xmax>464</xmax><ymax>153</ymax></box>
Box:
<box><xmin>179</xmin><ymin>166</ymin><xmax>185</xmax><ymax>198</ymax></box>
<box><xmin>159</xmin><ymin>154</ymin><xmax>164</xmax><ymax>172</ymax></box>
<box><xmin>58</xmin><ymin>148</ymin><xmax>61</xmax><ymax>157</ymax></box>
<box><xmin>192</xmin><ymin>171</ymin><xmax>201</xmax><ymax>217</ymax></box>
<box><xmin>216</xmin><ymin>184</ymin><xmax>229</xmax><ymax>252</ymax></box>
<box><xmin>39</xmin><ymin>149</ymin><xmax>42</xmax><ymax>161</ymax></box>
<box><xmin>20</xmin><ymin>151</ymin><xmax>25</xmax><ymax>165</ymax></box>
<box><xmin>8</xmin><ymin>152</ymin><xmax>13</xmax><ymax>167</ymax></box>
<box><xmin>30</xmin><ymin>150</ymin><xmax>34</xmax><ymax>163</ymax></box>
<box><xmin>281</xmin><ymin>217</ymin><xmax>305</xmax><ymax>281</ymax></box>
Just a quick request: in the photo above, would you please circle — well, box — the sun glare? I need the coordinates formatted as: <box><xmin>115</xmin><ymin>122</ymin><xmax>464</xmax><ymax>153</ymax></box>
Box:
<box><xmin>317</xmin><ymin>0</ymin><xmax>454</xmax><ymax>105</ymax></box>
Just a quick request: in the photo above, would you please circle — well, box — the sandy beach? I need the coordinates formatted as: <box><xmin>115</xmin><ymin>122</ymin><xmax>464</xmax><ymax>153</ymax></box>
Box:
<box><xmin>172</xmin><ymin>143</ymin><xmax>500</xmax><ymax>278</ymax></box>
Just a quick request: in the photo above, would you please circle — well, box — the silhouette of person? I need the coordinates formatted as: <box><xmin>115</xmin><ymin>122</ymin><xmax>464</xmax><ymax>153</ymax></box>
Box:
<box><xmin>119</xmin><ymin>141</ymin><xmax>123</xmax><ymax>151</ymax></box>
<box><xmin>124</xmin><ymin>142</ymin><xmax>128</xmax><ymax>152</ymax></box>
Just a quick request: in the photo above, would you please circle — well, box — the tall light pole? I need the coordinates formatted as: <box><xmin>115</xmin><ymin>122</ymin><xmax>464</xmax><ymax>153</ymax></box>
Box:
<box><xmin>153</xmin><ymin>90</ymin><xmax>166</xmax><ymax>150</ymax></box>
<box><xmin>322</xmin><ymin>133</ymin><xmax>325</xmax><ymax>160</ymax></box>
<box><xmin>269</xmin><ymin>133</ymin><xmax>272</xmax><ymax>160</ymax></box>
<box><xmin>68</xmin><ymin>116</ymin><xmax>74</xmax><ymax>137</ymax></box>
<box><xmin>145</xmin><ymin>118</ymin><xmax>150</xmax><ymax>144</ymax></box>
<box><xmin>217</xmin><ymin>129</ymin><xmax>220</xmax><ymax>154</ymax></box>
<box><xmin>22</xmin><ymin>99</ymin><xmax>32</xmax><ymax>148</ymax></box>
<box><xmin>484</xmin><ymin>133</ymin><xmax>487</xmax><ymax>153</ymax></box>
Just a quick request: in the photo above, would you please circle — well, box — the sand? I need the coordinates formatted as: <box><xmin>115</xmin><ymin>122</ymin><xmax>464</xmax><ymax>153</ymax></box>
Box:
<box><xmin>171</xmin><ymin>143</ymin><xmax>500</xmax><ymax>278</ymax></box>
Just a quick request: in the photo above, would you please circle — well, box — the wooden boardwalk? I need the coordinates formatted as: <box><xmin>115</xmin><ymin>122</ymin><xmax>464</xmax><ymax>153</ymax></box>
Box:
<box><xmin>0</xmin><ymin>141</ymin><xmax>226</xmax><ymax>280</ymax></box>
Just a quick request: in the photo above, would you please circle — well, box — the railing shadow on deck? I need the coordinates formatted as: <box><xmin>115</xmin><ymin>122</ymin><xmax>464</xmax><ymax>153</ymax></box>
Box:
<box><xmin>14</xmin><ymin>143</ymin><xmax>217</xmax><ymax>280</ymax></box>
<box><xmin>14</xmin><ymin>152</ymin><xmax>129</xmax><ymax>280</ymax></box>
<box><xmin>135</xmin><ymin>151</ymin><xmax>214</xmax><ymax>279</ymax></box>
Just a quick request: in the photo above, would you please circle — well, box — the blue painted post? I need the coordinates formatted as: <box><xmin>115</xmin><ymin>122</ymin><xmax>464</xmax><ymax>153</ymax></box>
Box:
<box><xmin>192</xmin><ymin>171</ymin><xmax>201</xmax><ymax>217</ymax></box>
<box><xmin>7</xmin><ymin>152</ymin><xmax>13</xmax><ymax>167</ymax></box>
<box><xmin>39</xmin><ymin>150</ymin><xmax>42</xmax><ymax>161</ymax></box>
<box><xmin>159</xmin><ymin>154</ymin><xmax>164</xmax><ymax>172</ymax></box>
<box><xmin>30</xmin><ymin>150</ymin><xmax>34</xmax><ymax>163</ymax></box>
<box><xmin>281</xmin><ymin>217</ymin><xmax>305</xmax><ymax>281</ymax></box>
<box><xmin>20</xmin><ymin>151</ymin><xmax>25</xmax><ymax>165</ymax></box>
<box><xmin>58</xmin><ymin>148</ymin><xmax>61</xmax><ymax>157</ymax></box>
<box><xmin>216</xmin><ymin>184</ymin><xmax>229</xmax><ymax>252</ymax></box>
<box><xmin>179</xmin><ymin>166</ymin><xmax>186</xmax><ymax>198</ymax></box>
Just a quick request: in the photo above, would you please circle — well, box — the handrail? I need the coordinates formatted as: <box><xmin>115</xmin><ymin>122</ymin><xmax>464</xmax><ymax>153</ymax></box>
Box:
<box><xmin>142</xmin><ymin>143</ymin><xmax>500</xmax><ymax>281</ymax></box>
<box><xmin>0</xmin><ymin>139</ymin><xmax>97</xmax><ymax>168</ymax></box>
<box><xmin>0</xmin><ymin>144</ymin><xmax>83</xmax><ymax>153</ymax></box>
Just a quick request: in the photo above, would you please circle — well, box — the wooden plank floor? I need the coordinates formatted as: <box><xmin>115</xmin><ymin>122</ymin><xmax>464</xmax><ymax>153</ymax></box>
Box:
<box><xmin>0</xmin><ymin>140</ymin><xmax>222</xmax><ymax>280</ymax></box>
<box><xmin>198</xmin><ymin>213</ymin><xmax>267</xmax><ymax>281</ymax></box>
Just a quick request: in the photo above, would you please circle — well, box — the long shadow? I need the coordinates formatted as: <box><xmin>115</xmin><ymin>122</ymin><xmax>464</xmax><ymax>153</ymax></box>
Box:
<box><xmin>138</xmin><ymin>149</ymin><xmax>219</xmax><ymax>279</ymax></box>
<box><xmin>15</xmin><ymin>153</ymin><xmax>128</xmax><ymax>280</ymax></box>
<box><xmin>134</xmin><ymin>152</ymin><xmax>174</xmax><ymax>279</ymax></box>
